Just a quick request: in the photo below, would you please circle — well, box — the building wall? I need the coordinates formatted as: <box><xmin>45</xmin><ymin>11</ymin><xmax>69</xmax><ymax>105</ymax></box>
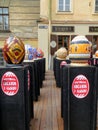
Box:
<box><xmin>40</xmin><ymin>0</ymin><xmax>49</xmax><ymax>19</ymax></box>
<box><xmin>51</xmin><ymin>0</ymin><xmax>97</xmax><ymax>21</ymax></box>
<box><xmin>38</xmin><ymin>0</ymin><xmax>98</xmax><ymax>69</ymax></box>
<box><xmin>0</xmin><ymin>0</ymin><xmax>40</xmax><ymax>47</ymax></box>
<box><xmin>40</xmin><ymin>0</ymin><xmax>98</xmax><ymax>22</ymax></box>
<box><xmin>38</xmin><ymin>24</ymin><xmax>49</xmax><ymax>70</ymax></box>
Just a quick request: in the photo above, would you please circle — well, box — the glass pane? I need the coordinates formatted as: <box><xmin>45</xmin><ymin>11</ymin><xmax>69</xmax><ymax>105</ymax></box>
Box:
<box><xmin>0</xmin><ymin>8</ymin><xmax>2</xmax><ymax>14</ymax></box>
<box><xmin>3</xmin><ymin>8</ymin><xmax>8</xmax><ymax>14</ymax></box>
<box><xmin>95</xmin><ymin>6</ymin><xmax>98</xmax><ymax>11</ymax></box>
<box><xmin>65</xmin><ymin>6</ymin><xmax>70</xmax><ymax>11</ymax></box>
<box><xmin>59</xmin><ymin>0</ymin><xmax>63</xmax><ymax>11</ymax></box>
<box><xmin>3</xmin><ymin>16</ymin><xmax>8</xmax><ymax>25</ymax></box>
<box><xmin>4</xmin><ymin>25</ymin><xmax>8</xmax><ymax>30</ymax></box>
<box><xmin>65</xmin><ymin>0</ymin><xmax>70</xmax><ymax>11</ymax></box>
<box><xmin>0</xmin><ymin>25</ymin><xmax>3</xmax><ymax>30</ymax></box>
<box><xmin>66</xmin><ymin>0</ymin><xmax>70</xmax><ymax>4</ymax></box>
<box><xmin>3</xmin><ymin>16</ymin><xmax>9</xmax><ymax>30</ymax></box>
<box><xmin>96</xmin><ymin>0</ymin><xmax>98</xmax><ymax>3</ymax></box>
<box><xmin>95</xmin><ymin>0</ymin><xmax>98</xmax><ymax>11</ymax></box>
<box><xmin>0</xmin><ymin>16</ymin><xmax>3</xmax><ymax>25</ymax></box>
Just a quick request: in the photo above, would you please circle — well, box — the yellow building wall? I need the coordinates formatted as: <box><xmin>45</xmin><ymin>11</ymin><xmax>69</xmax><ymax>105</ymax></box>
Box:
<box><xmin>0</xmin><ymin>39</ymin><xmax>38</xmax><ymax>48</ymax></box>
<box><xmin>51</xmin><ymin>0</ymin><xmax>91</xmax><ymax>21</ymax></box>
<box><xmin>40</xmin><ymin>0</ymin><xmax>98</xmax><ymax>22</ymax></box>
<box><xmin>0</xmin><ymin>0</ymin><xmax>40</xmax><ymax>48</ymax></box>
<box><xmin>40</xmin><ymin>0</ymin><xmax>49</xmax><ymax>19</ymax></box>
<box><xmin>39</xmin><ymin>0</ymin><xmax>98</xmax><ymax>70</ymax></box>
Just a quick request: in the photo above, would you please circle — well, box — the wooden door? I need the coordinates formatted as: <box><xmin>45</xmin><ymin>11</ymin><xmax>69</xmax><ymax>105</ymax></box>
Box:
<box><xmin>50</xmin><ymin>35</ymin><xmax>58</xmax><ymax>55</ymax></box>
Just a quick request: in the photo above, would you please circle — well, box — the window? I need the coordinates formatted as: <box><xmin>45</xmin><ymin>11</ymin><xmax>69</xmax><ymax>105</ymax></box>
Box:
<box><xmin>0</xmin><ymin>7</ymin><xmax>9</xmax><ymax>31</ymax></box>
<box><xmin>95</xmin><ymin>0</ymin><xmax>98</xmax><ymax>12</ymax></box>
<box><xmin>58</xmin><ymin>0</ymin><xmax>71</xmax><ymax>12</ymax></box>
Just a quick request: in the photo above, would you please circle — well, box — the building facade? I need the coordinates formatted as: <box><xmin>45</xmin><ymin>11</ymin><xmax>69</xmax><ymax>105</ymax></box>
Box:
<box><xmin>0</xmin><ymin>0</ymin><xmax>40</xmax><ymax>47</ymax></box>
<box><xmin>38</xmin><ymin>0</ymin><xmax>98</xmax><ymax>69</ymax></box>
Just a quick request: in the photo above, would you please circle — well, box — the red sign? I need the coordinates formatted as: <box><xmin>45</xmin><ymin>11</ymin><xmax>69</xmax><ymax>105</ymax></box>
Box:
<box><xmin>1</xmin><ymin>71</ymin><xmax>19</xmax><ymax>96</ymax></box>
<box><xmin>72</xmin><ymin>75</ymin><xmax>89</xmax><ymax>98</ymax></box>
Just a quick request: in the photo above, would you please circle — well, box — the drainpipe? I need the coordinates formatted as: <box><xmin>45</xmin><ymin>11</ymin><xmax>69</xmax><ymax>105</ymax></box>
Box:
<box><xmin>48</xmin><ymin>0</ymin><xmax>52</xmax><ymax>69</ymax></box>
<box><xmin>48</xmin><ymin>0</ymin><xmax>52</xmax><ymax>42</ymax></box>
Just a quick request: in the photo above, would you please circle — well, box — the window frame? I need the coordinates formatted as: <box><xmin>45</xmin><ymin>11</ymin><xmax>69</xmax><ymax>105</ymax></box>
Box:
<box><xmin>57</xmin><ymin>0</ymin><xmax>72</xmax><ymax>13</ymax></box>
<box><xmin>95</xmin><ymin>0</ymin><xmax>98</xmax><ymax>13</ymax></box>
<box><xmin>0</xmin><ymin>7</ymin><xmax>10</xmax><ymax>32</ymax></box>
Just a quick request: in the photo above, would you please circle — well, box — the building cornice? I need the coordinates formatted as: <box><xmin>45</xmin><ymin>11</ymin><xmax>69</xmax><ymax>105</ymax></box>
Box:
<box><xmin>37</xmin><ymin>18</ymin><xmax>49</xmax><ymax>24</ymax></box>
<box><xmin>37</xmin><ymin>18</ymin><xmax>98</xmax><ymax>24</ymax></box>
<box><xmin>51</xmin><ymin>20</ymin><xmax>98</xmax><ymax>24</ymax></box>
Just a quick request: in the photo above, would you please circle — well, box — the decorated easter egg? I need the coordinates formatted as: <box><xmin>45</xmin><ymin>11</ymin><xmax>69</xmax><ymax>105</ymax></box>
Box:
<box><xmin>56</xmin><ymin>47</ymin><xmax>67</xmax><ymax>60</ymax></box>
<box><xmin>25</xmin><ymin>44</ymin><xmax>33</xmax><ymax>60</ymax></box>
<box><xmin>37</xmin><ymin>48</ymin><xmax>44</xmax><ymax>58</ymax></box>
<box><xmin>3</xmin><ymin>36</ymin><xmax>25</xmax><ymax>64</ymax></box>
<box><xmin>69</xmin><ymin>35</ymin><xmax>91</xmax><ymax>63</ymax></box>
<box><xmin>32</xmin><ymin>48</ymin><xmax>37</xmax><ymax>59</ymax></box>
<box><xmin>95</xmin><ymin>50</ymin><xmax>98</xmax><ymax>58</ymax></box>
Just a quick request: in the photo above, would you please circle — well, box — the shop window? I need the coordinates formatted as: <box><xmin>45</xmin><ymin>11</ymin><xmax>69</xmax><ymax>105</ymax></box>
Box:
<box><xmin>58</xmin><ymin>36</ymin><xmax>69</xmax><ymax>50</ymax></box>
<box><xmin>0</xmin><ymin>7</ymin><xmax>9</xmax><ymax>32</ymax></box>
<box><xmin>95</xmin><ymin>0</ymin><xmax>98</xmax><ymax>12</ymax></box>
<box><xmin>58</xmin><ymin>0</ymin><xmax>71</xmax><ymax>12</ymax></box>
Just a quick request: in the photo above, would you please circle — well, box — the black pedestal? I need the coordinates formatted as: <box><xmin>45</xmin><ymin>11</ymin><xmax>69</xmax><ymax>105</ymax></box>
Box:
<box><xmin>62</xmin><ymin>65</ymin><xmax>97</xmax><ymax>130</ymax></box>
<box><xmin>0</xmin><ymin>65</ymin><xmax>32</xmax><ymax>130</ymax></box>
<box><xmin>54</xmin><ymin>58</ymin><xmax>71</xmax><ymax>87</ymax></box>
<box><xmin>23</xmin><ymin>60</ymin><xmax>37</xmax><ymax>101</ymax></box>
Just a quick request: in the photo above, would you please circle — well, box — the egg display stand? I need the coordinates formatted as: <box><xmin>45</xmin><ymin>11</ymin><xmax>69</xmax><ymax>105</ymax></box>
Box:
<box><xmin>54</xmin><ymin>57</ymin><xmax>71</xmax><ymax>88</ymax></box>
<box><xmin>0</xmin><ymin>65</ymin><xmax>33</xmax><ymax>130</ymax></box>
<box><xmin>69</xmin><ymin>57</ymin><xmax>90</xmax><ymax>66</ymax></box>
<box><xmin>62</xmin><ymin>65</ymin><xmax>97</xmax><ymax>130</ymax></box>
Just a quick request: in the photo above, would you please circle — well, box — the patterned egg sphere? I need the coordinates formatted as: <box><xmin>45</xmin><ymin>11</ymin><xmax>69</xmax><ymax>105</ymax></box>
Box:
<box><xmin>69</xmin><ymin>35</ymin><xmax>91</xmax><ymax>60</ymax></box>
<box><xmin>3</xmin><ymin>36</ymin><xmax>25</xmax><ymax>64</ymax></box>
<box><xmin>25</xmin><ymin>44</ymin><xmax>33</xmax><ymax>60</ymax></box>
<box><xmin>37</xmin><ymin>48</ymin><xmax>44</xmax><ymax>58</ymax></box>
<box><xmin>95</xmin><ymin>50</ymin><xmax>98</xmax><ymax>58</ymax></box>
<box><xmin>56</xmin><ymin>47</ymin><xmax>67</xmax><ymax>60</ymax></box>
<box><xmin>32</xmin><ymin>47</ymin><xmax>37</xmax><ymax>59</ymax></box>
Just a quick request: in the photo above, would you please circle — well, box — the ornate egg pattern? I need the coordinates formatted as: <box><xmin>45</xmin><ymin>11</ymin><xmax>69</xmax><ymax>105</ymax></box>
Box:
<box><xmin>69</xmin><ymin>35</ymin><xmax>91</xmax><ymax>59</ymax></box>
<box><xmin>3</xmin><ymin>36</ymin><xmax>25</xmax><ymax>64</ymax></box>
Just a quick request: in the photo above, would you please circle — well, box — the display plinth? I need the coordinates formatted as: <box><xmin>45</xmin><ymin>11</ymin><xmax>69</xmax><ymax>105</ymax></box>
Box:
<box><xmin>54</xmin><ymin>57</ymin><xmax>71</xmax><ymax>87</ymax></box>
<box><xmin>62</xmin><ymin>65</ymin><xmax>97</xmax><ymax>130</ymax></box>
<box><xmin>0</xmin><ymin>65</ymin><xmax>32</xmax><ymax>130</ymax></box>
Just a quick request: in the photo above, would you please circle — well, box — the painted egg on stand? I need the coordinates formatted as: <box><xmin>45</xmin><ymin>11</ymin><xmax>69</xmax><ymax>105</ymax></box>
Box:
<box><xmin>69</xmin><ymin>35</ymin><xmax>92</xmax><ymax>65</ymax></box>
<box><xmin>25</xmin><ymin>44</ymin><xmax>34</xmax><ymax>60</ymax></box>
<box><xmin>3</xmin><ymin>36</ymin><xmax>25</xmax><ymax>64</ymax></box>
<box><xmin>37</xmin><ymin>48</ymin><xmax>44</xmax><ymax>58</ymax></box>
<box><xmin>95</xmin><ymin>50</ymin><xmax>98</xmax><ymax>58</ymax></box>
<box><xmin>32</xmin><ymin>48</ymin><xmax>37</xmax><ymax>59</ymax></box>
<box><xmin>56</xmin><ymin>47</ymin><xmax>67</xmax><ymax>60</ymax></box>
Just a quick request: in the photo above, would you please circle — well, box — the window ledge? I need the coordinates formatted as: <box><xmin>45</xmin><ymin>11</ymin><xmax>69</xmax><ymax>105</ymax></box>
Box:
<box><xmin>56</xmin><ymin>11</ymin><xmax>73</xmax><ymax>15</ymax></box>
<box><xmin>0</xmin><ymin>30</ymin><xmax>11</xmax><ymax>33</ymax></box>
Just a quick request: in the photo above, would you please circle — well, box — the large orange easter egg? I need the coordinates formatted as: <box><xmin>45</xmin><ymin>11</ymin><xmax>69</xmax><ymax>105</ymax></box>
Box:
<box><xmin>69</xmin><ymin>35</ymin><xmax>92</xmax><ymax>63</ymax></box>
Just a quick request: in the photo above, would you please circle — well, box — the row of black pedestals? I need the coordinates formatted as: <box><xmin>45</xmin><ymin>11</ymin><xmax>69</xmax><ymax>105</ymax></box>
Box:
<box><xmin>0</xmin><ymin>58</ymin><xmax>45</xmax><ymax>130</ymax></box>
<box><xmin>53</xmin><ymin>57</ymin><xmax>98</xmax><ymax>130</ymax></box>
